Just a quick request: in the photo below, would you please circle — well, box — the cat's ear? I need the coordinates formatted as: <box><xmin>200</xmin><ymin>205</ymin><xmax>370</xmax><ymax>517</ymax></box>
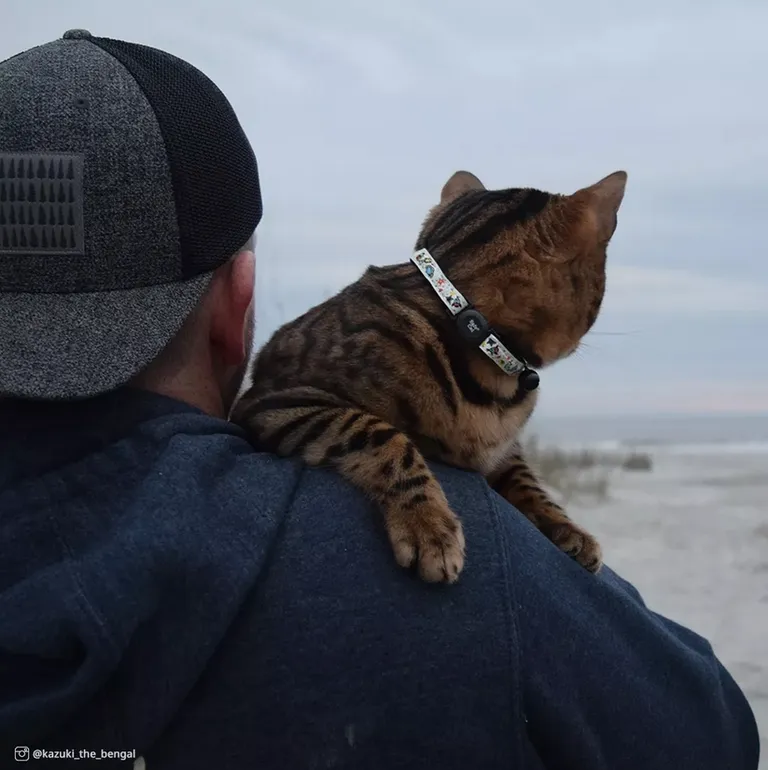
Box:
<box><xmin>573</xmin><ymin>170</ymin><xmax>627</xmax><ymax>241</ymax></box>
<box><xmin>440</xmin><ymin>170</ymin><xmax>486</xmax><ymax>204</ymax></box>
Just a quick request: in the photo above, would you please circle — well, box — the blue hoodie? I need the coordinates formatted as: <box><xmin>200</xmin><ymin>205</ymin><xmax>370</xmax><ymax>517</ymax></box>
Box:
<box><xmin>0</xmin><ymin>389</ymin><xmax>759</xmax><ymax>769</ymax></box>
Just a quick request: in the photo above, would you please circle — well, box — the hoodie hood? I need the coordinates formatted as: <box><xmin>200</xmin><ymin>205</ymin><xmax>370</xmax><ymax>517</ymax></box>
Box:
<box><xmin>0</xmin><ymin>390</ymin><xmax>298</xmax><ymax>760</ymax></box>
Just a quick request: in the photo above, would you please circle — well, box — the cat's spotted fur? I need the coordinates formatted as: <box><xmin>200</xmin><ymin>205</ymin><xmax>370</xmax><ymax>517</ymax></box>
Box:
<box><xmin>232</xmin><ymin>169</ymin><xmax>627</xmax><ymax>583</ymax></box>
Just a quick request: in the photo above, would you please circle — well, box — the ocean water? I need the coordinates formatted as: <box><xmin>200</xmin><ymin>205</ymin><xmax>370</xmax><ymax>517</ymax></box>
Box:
<box><xmin>527</xmin><ymin>411</ymin><xmax>768</xmax><ymax>449</ymax></box>
<box><xmin>525</xmin><ymin>412</ymin><xmax>768</xmax><ymax>764</ymax></box>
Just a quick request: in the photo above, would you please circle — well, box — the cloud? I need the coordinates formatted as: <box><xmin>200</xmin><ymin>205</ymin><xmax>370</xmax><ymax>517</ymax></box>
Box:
<box><xmin>242</xmin><ymin>7</ymin><xmax>415</xmax><ymax>95</ymax></box>
<box><xmin>603</xmin><ymin>266</ymin><xmax>768</xmax><ymax>316</ymax></box>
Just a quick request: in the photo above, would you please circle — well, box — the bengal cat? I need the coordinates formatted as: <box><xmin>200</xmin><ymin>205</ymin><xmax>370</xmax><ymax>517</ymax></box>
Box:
<box><xmin>232</xmin><ymin>169</ymin><xmax>627</xmax><ymax>584</ymax></box>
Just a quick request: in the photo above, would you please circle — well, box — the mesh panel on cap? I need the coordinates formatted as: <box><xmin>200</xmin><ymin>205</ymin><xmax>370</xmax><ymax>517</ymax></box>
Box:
<box><xmin>90</xmin><ymin>36</ymin><xmax>262</xmax><ymax>278</ymax></box>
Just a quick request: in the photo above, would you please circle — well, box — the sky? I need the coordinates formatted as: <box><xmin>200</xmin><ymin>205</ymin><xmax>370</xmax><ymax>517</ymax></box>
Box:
<box><xmin>4</xmin><ymin>0</ymin><xmax>768</xmax><ymax>417</ymax></box>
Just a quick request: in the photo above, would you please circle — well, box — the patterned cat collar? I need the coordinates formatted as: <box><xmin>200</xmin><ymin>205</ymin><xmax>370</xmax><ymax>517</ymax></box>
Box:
<box><xmin>410</xmin><ymin>248</ymin><xmax>540</xmax><ymax>391</ymax></box>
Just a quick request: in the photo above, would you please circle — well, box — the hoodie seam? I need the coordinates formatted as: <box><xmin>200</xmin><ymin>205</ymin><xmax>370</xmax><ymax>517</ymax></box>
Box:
<box><xmin>282</xmin><ymin>461</ymin><xmax>308</xmax><ymax>532</ymax></box>
<box><xmin>48</xmin><ymin>501</ymin><xmax>121</xmax><ymax>658</ymax></box>
<box><xmin>480</xmin><ymin>479</ymin><xmax>526</xmax><ymax>767</ymax></box>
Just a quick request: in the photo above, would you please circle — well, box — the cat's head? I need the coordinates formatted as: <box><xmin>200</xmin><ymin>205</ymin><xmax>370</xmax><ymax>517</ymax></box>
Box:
<box><xmin>415</xmin><ymin>169</ymin><xmax>626</xmax><ymax>369</ymax></box>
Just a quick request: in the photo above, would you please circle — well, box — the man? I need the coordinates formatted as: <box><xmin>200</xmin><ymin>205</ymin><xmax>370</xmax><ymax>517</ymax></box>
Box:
<box><xmin>0</xmin><ymin>31</ymin><xmax>759</xmax><ymax>770</ymax></box>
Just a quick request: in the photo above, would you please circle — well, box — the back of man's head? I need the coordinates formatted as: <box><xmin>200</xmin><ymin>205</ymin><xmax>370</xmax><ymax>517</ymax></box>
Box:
<box><xmin>0</xmin><ymin>31</ymin><xmax>262</xmax><ymax>411</ymax></box>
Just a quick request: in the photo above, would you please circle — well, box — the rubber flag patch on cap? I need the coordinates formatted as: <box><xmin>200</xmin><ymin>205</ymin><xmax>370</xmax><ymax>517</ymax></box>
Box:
<box><xmin>0</xmin><ymin>152</ymin><xmax>85</xmax><ymax>254</ymax></box>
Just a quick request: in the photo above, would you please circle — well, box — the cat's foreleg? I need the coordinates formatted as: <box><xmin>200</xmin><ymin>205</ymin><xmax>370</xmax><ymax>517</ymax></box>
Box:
<box><xmin>487</xmin><ymin>448</ymin><xmax>602</xmax><ymax>572</ymax></box>
<box><xmin>233</xmin><ymin>387</ymin><xmax>466</xmax><ymax>583</ymax></box>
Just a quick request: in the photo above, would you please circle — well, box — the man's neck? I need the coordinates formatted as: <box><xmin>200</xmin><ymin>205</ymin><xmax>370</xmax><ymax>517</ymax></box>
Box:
<box><xmin>131</xmin><ymin>369</ymin><xmax>228</xmax><ymax>419</ymax></box>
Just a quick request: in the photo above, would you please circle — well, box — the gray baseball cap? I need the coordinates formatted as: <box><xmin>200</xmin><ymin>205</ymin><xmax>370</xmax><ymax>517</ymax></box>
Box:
<box><xmin>0</xmin><ymin>30</ymin><xmax>262</xmax><ymax>399</ymax></box>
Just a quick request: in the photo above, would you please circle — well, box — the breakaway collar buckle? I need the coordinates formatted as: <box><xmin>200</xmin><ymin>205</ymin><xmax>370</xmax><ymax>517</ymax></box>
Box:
<box><xmin>411</xmin><ymin>248</ymin><xmax>539</xmax><ymax>390</ymax></box>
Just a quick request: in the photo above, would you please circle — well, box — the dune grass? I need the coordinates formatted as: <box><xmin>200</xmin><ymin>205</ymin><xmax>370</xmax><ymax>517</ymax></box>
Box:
<box><xmin>522</xmin><ymin>434</ymin><xmax>653</xmax><ymax>503</ymax></box>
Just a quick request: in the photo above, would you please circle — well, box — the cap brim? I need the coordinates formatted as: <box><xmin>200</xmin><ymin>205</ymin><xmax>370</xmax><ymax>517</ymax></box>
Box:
<box><xmin>0</xmin><ymin>272</ymin><xmax>214</xmax><ymax>399</ymax></box>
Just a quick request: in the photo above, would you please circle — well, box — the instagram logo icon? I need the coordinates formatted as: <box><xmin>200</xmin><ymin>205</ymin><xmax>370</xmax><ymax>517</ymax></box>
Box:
<box><xmin>14</xmin><ymin>746</ymin><xmax>30</xmax><ymax>762</ymax></box>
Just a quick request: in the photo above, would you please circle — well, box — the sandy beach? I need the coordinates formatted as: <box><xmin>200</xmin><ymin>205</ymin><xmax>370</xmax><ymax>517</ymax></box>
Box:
<box><xmin>556</xmin><ymin>442</ymin><xmax>768</xmax><ymax>765</ymax></box>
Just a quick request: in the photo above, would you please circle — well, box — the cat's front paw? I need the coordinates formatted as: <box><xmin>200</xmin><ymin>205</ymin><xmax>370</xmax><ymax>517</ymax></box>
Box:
<box><xmin>550</xmin><ymin>522</ymin><xmax>603</xmax><ymax>572</ymax></box>
<box><xmin>387</xmin><ymin>502</ymin><xmax>466</xmax><ymax>584</ymax></box>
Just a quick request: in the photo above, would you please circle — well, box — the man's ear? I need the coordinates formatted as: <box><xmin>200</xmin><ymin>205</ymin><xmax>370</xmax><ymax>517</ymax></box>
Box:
<box><xmin>209</xmin><ymin>248</ymin><xmax>255</xmax><ymax>366</ymax></box>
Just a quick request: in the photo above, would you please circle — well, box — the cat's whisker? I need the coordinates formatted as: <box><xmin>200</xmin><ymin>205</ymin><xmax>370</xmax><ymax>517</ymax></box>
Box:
<box><xmin>588</xmin><ymin>330</ymin><xmax>638</xmax><ymax>336</ymax></box>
